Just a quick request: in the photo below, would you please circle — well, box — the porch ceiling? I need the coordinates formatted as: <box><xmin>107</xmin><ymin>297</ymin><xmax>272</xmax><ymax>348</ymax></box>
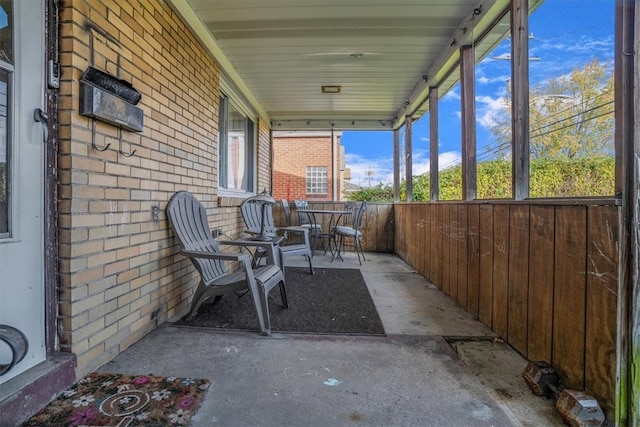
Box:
<box><xmin>169</xmin><ymin>0</ymin><xmax>539</xmax><ymax>130</ymax></box>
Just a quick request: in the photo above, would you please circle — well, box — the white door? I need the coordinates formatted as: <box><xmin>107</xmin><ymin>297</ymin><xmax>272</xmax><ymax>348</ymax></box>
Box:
<box><xmin>0</xmin><ymin>0</ymin><xmax>47</xmax><ymax>383</ymax></box>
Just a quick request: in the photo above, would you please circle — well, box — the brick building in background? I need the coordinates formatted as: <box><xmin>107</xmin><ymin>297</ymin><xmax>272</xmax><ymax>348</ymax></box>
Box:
<box><xmin>273</xmin><ymin>131</ymin><xmax>350</xmax><ymax>201</ymax></box>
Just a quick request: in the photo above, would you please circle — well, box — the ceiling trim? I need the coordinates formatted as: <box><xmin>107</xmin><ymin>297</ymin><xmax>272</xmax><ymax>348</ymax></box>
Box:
<box><xmin>271</xmin><ymin>119</ymin><xmax>395</xmax><ymax>131</ymax></box>
<box><xmin>167</xmin><ymin>0</ymin><xmax>271</xmax><ymax>124</ymax></box>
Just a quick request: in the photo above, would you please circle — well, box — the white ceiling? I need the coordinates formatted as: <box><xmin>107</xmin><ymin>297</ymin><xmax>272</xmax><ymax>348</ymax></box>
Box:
<box><xmin>169</xmin><ymin>0</ymin><xmax>539</xmax><ymax>130</ymax></box>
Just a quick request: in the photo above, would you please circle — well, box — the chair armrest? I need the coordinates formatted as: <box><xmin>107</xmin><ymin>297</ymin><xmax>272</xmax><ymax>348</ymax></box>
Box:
<box><xmin>219</xmin><ymin>239</ymin><xmax>280</xmax><ymax>265</ymax></box>
<box><xmin>180</xmin><ymin>249</ymin><xmax>251</xmax><ymax>264</ymax></box>
<box><xmin>276</xmin><ymin>226</ymin><xmax>310</xmax><ymax>246</ymax></box>
<box><xmin>277</xmin><ymin>226</ymin><xmax>308</xmax><ymax>235</ymax></box>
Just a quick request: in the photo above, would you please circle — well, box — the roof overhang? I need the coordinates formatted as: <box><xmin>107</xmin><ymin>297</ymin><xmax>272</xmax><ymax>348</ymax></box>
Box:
<box><xmin>168</xmin><ymin>0</ymin><xmax>542</xmax><ymax>131</ymax></box>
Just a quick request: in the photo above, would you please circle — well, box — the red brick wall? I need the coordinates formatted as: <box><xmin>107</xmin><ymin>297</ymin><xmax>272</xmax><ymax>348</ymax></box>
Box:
<box><xmin>273</xmin><ymin>135</ymin><xmax>341</xmax><ymax>201</ymax></box>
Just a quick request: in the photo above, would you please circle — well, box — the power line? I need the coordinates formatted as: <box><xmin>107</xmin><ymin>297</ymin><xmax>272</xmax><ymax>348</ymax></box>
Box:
<box><xmin>531</xmin><ymin>109</ymin><xmax>614</xmax><ymax>139</ymax></box>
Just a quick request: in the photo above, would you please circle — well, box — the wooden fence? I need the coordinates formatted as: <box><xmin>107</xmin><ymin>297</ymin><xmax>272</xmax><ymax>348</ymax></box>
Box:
<box><xmin>274</xmin><ymin>202</ymin><xmax>395</xmax><ymax>253</ymax></box>
<box><xmin>394</xmin><ymin>201</ymin><xmax>618</xmax><ymax>416</ymax></box>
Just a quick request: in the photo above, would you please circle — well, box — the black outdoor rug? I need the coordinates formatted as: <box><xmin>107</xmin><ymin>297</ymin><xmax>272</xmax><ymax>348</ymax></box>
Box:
<box><xmin>176</xmin><ymin>267</ymin><xmax>385</xmax><ymax>335</ymax></box>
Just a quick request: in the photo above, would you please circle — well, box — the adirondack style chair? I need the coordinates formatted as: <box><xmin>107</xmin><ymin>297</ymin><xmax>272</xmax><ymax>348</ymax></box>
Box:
<box><xmin>240</xmin><ymin>195</ymin><xmax>314</xmax><ymax>280</ymax></box>
<box><xmin>166</xmin><ymin>191</ymin><xmax>287</xmax><ymax>335</ymax></box>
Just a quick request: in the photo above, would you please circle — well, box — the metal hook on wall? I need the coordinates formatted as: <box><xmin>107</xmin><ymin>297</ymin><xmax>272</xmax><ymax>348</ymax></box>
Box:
<box><xmin>118</xmin><ymin>128</ymin><xmax>137</xmax><ymax>157</ymax></box>
<box><xmin>91</xmin><ymin>119</ymin><xmax>111</xmax><ymax>152</ymax></box>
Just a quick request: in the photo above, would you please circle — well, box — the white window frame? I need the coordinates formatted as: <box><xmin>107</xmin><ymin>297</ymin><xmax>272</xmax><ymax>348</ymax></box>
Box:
<box><xmin>306</xmin><ymin>166</ymin><xmax>328</xmax><ymax>195</ymax></box>
<box><xmin>218</xmin><ymin>76</ymin><xmax>256</xmax><ymax>197</ymax></box>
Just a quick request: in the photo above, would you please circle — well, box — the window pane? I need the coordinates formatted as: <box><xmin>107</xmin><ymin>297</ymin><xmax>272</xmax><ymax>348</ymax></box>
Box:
<box><xmin>0</xmin><ymin>1</ymin><xmax>12</xmax><ymax>64</ymax></box>
<box><xmin>219</xmin><ymin>93</ymin><xmax>254</xmax><ymax>193</ymax></box>
<box><xmin>306</xmin><ymin>166</ymin><xmax>327</xmax><ymax>194</ymax></box>
<box><xmin>475</xmin><ymin>11</ymin><xmax>512</xmax><ymax>199</ymax></box>
<box><xmin>528</xmin><ymin>0</ymin><xmax>614</xmax><ymax>197</ymax></box>
<box><xmin>437</xmin><ymin>79</ymin><xmax>463</xmax><ymax>200</ymax></box>
<box><xmin>225</xmin><ymin>102</ymin><xmax>248</xmax><ymax>191</ymax></box>
<box><xmin>0</xmin><ymin>68</ymin><xmax>9</xmax><ymax>234</ymax></box>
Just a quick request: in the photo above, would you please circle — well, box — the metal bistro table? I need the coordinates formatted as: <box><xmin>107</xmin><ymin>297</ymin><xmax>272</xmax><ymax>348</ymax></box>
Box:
<box><xmin>302</xmin><ymin>209</ymin><xmax>352</xmax><ymax>260</ymax></box>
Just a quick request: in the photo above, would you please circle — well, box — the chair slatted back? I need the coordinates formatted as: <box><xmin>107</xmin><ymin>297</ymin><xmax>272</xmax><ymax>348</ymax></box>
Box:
<box><xmin>351</xmin><ymin>201</ymin><xmax>367</xmax><ymax>231</ymax></box>
<box><xmin>281</xmin><ymin>199</ymin><xmax>292</xmax><ymax>226</ymax></box>
<box><xmin>166</xmin><ymin>191</ymin><xmax>227</xmax><ymax>284</ymax></box>
<box><xmin>240</xmin><ymin>197</ymin><xmax>278</xmax><ymax>237</ymax></box>
<box><xmin>293</xmin><ymin>200</ymin><xmax>311</xmax><ymax>225</ymax></box>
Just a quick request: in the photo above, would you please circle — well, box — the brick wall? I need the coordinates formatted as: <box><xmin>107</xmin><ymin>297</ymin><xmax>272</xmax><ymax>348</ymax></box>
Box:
<box><xmin>273</xmin><ymin>135</ymin><xmax>341</xmax><ymax>201</ymax></box>
<box><xmin>57</xmin><ymin>0</ymin><xmax>271</xmax><ymax>375</ymax></box>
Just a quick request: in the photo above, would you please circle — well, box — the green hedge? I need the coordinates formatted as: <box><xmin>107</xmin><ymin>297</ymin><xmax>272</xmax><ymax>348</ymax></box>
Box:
<box><xmin>348</xmin><ymin>156</ymin><xmax>614</xmax><ymax>202</ymax></box>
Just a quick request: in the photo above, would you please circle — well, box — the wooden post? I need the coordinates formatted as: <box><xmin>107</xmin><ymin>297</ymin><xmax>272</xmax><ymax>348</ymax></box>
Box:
<box><xmin>405</xmin><ymin>116</ymin><xmax>413</xmax><ymax>202</ymax></box>
<box><xmin>511</xmin><ymin>0</ymin><xmax>530</xmax><ymax>200</ymax></box>
<box><xmin>460</xmin><ymin>45</ymin><xmax>477</xmax><ymax>201</ymax></box>
<box><xmin>614</xmin><ymin>1</ymin><xmax>638</xmax><ymax>425</ymax></box>
<box><xmin>331</xmin><ymin>128</ymin><xmax>337</xmax><ymax>201</ymax></box>
<box><xmin>393</xmin><ymin>128</ymin><xmax>400</xmax><ymax>202</ymax></box>
<box><xmin>429</xmin><ymin>87</ymin><xmax>439</xmax><ymax>201</ymax></box>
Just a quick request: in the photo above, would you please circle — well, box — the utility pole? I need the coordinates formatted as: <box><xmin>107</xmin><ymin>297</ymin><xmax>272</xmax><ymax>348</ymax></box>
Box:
<box><xmin>365</xmin><ymin>165</ymin><xmax>375</xmax><ymax>187</ymax></box>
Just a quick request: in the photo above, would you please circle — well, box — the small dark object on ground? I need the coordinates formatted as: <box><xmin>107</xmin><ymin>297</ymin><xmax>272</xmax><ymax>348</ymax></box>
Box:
<box><xmin>522</xmin><ymin>361</ymin><xmax>605</xmax><ymax>427</ymax></box>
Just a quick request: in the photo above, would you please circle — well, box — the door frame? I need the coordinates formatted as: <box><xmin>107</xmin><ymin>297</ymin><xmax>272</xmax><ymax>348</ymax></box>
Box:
<box><xmin>43</xmin><ymin>0</ymin><xmax>58</xmax><ymax>354</ymax></box>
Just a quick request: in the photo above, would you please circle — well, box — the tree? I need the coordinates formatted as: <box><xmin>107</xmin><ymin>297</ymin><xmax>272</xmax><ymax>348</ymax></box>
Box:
<box><xmin>489</xmin><ymin>59</ymin><xmax>615</xmax><ymax>160</ymax></box>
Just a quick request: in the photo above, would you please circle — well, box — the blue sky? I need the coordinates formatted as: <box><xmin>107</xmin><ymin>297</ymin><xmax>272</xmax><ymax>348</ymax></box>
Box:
<box><xmin>341</xmin><ymin>0</ymin><xmax>614</xmax><ymax>187</ymax></box>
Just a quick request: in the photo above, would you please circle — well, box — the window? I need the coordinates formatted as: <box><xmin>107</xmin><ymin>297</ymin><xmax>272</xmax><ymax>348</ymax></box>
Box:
<box><xmin>306</xmin><ymin>166</ymin><xmax>327</xmax><ymax>194</ymax></box>
<box><xmin>219</xmin><ymin>93</ymin><xmax>254</xmax><ymax>193</ymax></box>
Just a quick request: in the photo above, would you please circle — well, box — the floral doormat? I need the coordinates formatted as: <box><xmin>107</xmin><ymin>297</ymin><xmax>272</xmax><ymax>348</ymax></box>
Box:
<box><xmin>22</xmin><ymin>372</ymin><xmax>211</xmax><ymax>426</ymax></box>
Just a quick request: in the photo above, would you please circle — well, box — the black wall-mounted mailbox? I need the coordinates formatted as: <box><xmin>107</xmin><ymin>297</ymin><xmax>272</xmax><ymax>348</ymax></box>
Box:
<box><xmin>80</xmin><ymin>81</ymin><xmax>144</xmax><ymax>132</ymax></box>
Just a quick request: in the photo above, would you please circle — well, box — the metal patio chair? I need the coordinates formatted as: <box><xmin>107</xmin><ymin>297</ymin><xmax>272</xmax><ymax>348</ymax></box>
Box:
<box><xmin>334</xmin><ymin>201</ymin><xmax>367</xmax><ymax>265</ymax></box>
<box><xmin>293</xmin><ymin>199</ymin><xmax>322</xmax><ymax>249</ymax></box>
<box><xmin>166</xmin><ymin>191</ymin><xmax>287</xmax><ymax>335</ymax></box>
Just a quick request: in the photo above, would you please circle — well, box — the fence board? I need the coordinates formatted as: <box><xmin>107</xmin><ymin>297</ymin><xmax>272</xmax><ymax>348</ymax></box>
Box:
<box><xmin>478</xmin><ymin>204</ymin><xmax>494</xmax><ymax>327</ymax></box>
<box><xmin>442</xmin><ymin>205</ymin><xmax>451</xmax><ymax>296</ymax></box>
<box><xmin>419</xmin><ymin>205</ymin><xmax>428</xmax><ymax>276</ymax></box>
<box><xmin>492</xmin><ymin>205</ymin><xmax>510</xmax><ymax>339</ymax></box>
<box><xmin>449</xmin><ymin>205</ymin><xmax>459</xmax><ymax>302</ymax></box>
<box><xmin>428</xmin><ymin>203</ymin><xmax>436</xmax><ymax>282</ymax></box>
<box><xmin>467</xmin><ymin>204</ymin><xmax>480</xmax><ymax>318</ymax></box>
<box><xmin>585</xmin><ymin>206</ymin><xmax>617</xmax><ymax>414</ymax></box>
<box><xmin>457</xmin><ymin>205</ymin><xmax>469</xmax><ymax>309</ymax></box>
<box><xmin>507</xmin><ymin>205</ymin><xmax>530</xmax><ymax>355</ymax></box>
<box><xmin>434</xmin><ymin>204</ymin><xmax>444</xmax><ymax>289</ymax></box>
<box><xmin>394</xmin><ymin>205</ymin><xmax>405</xmax><ymax>258</ymax></box>
<box><xmin>553</xmin><ymin>206</ymin><xmax>587</xmax><ymax>390</ymax></box>
<box><xmin>527</xmin><ymin>206</ymin><xmax>555</xmax><ymax>362</ymax></box>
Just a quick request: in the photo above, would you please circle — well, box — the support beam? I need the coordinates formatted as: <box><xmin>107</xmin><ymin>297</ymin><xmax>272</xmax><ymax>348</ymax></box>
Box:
<box><xmin>429</xmin><ymin>87</ymin><xmax>439</xmax><ymax>201</ymax></box>
<box><xmin>511</xmin><ymin>0</ymin><xmax>530</xmax><ymax>200</ymax></box>
<box><xmin>405</xmin><ymin>116</ymin><xmax>413</xmax><ymax>202</ymax></box>
<box><xmin>460</xmin><ymin>45</ymin><xmax>477</xmax><ymax>201</ymax></box>
<box><xmin>331</xmin><ymin>128</ymin><xmax>337</xmax><ymax>201</ymax></box>
<box><xmin>614</xmin><ymin>1</ymin><xmax>638</xmax><ymax>425</ymax></box>
<box><xmin>393</xmin><ymin>129</ymin><xmax>400</xmax><ymax>202</ymax></box>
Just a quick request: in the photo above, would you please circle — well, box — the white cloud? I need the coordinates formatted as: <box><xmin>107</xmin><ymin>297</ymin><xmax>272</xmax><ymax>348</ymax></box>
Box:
<box><xmin>345</xmin><ymin>149</ymin><xmax>462</xmax><ymax>187</ymax></box>
<box><xmin>443</xmin><ymin>88</ymin><xmax>460</xmax><ymax>101</ymax></box>
<box><xmin>438</xmin><ymin>151</ymin><xmax>461</xmax><ymax>171</ymax></box>
<box><xmin>476</xmin><ymin>95</ymin><xmax>508</xmax><ymax>130</ymax></box>
<box><xmin>345</xmin><ymin>152</ymin><xmax>394</xmax><ymax>187</ymax></box>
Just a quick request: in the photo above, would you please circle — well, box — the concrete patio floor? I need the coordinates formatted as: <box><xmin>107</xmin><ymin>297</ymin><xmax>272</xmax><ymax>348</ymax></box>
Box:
<box><xmin>102</xmin><ymin>252</ymin><xmax>564</xmax><ymax>426</ymax></box>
